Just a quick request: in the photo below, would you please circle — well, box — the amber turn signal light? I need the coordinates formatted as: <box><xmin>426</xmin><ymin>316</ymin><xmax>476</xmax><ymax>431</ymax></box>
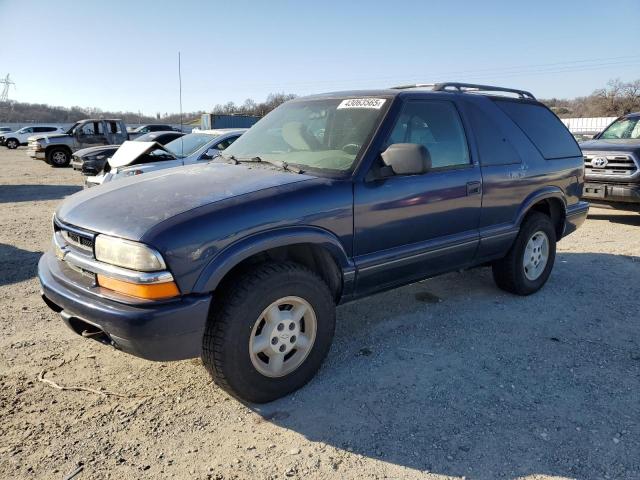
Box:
<box><xmin>97</xmin><ymin>274</ymin><xmax>180</xmax><ymax>300</ymax></box>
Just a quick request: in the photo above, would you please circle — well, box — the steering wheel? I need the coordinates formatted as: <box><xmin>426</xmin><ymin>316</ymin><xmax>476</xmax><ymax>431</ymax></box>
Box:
<box><xmin>342</xmin><ymin>143</ymin><xmax>361</xmax><ymax>155</ymax></box>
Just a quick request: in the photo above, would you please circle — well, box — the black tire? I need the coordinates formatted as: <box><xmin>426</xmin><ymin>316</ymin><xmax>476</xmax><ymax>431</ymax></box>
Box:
<box><xmin>202</xmin><ymin>262</ymin><xmax>336</xmax><ymax>403</ymax></box>
<box><xmin>47</xmin><ymin>148</ymin><xmax>71</xmax><ymax>167</ymax></box>
<box><xmin>492</xmin><ymin>212</ymin><xmax>557</xmax><ymax>296</ymax></box>
<box><xmin>5</xmin><ymin>138</ymin><xmax>18</xmax><ymax>149</ymax></box>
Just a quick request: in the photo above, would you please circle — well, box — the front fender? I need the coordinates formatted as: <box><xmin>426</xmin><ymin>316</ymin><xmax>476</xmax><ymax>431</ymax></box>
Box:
<box><xmin>192</xmin><ymin>226</ymin><xmax>354</xmax><ymax>295</ymax></box>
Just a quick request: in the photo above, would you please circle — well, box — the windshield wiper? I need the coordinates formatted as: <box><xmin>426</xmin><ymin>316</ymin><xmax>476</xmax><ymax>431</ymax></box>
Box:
<box><xmin>218</xmin><ymin>153</ymin><xmax>239</xmax><ymax>164</ymax></box>
<box><xmin>224</xmin><ymin>155</ymin><xmax>305</xmax><ymax>174</ymax></box>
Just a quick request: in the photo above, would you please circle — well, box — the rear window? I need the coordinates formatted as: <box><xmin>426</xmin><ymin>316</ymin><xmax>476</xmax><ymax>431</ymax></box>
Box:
<box><xmin>494</xmin><ymin>100</ymin><xmax>581</xmax><ymax>159</ymax></box>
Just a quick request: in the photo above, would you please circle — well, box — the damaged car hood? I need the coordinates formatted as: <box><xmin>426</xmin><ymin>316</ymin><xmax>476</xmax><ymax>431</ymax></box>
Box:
<box><xmin>108</xmin><ymin>141</ymin><xmax>176</xmax><ymax>168</ymax></box>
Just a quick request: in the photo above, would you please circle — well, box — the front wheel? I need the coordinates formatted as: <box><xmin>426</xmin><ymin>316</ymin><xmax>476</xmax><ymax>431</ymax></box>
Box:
<box><xmin>492</xmin><ymin>212</ymin><xmax>557</xmax><ymax>295</ymax></box>
<box><xmin>5</xmin><ymin>138</ymin><xmax>18</xmax><ymax>149</ymax></box>
<box><xmin>202</xmin><ymin>262</ymin><xmax>336</xmax><ymax>403</ymax></box>
<box><xmin>47</xmin><ymin>148</ymin><xmax>70</xmax><ymax>167</ymax></box>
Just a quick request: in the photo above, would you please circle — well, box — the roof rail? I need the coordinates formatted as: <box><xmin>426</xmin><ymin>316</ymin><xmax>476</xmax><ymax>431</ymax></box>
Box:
<box><xmin>390</xmin><ymin>82</ymin><xmax>536</xmax><ymax>100</ymax></box>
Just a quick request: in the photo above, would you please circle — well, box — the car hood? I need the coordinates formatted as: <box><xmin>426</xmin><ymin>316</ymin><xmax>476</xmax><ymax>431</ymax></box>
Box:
<box><xmin>31</xmin><ymin>133</ymin><xmax>71</xmax><ymax>143</ymax></box>
<box><xmin>56</xmin><ymin>162</ymin><xmax>316</xmax><ymax>240</ymax></box>
<box><xmin>108</xmin><ymin>140</ymin><xmax>176</xmax><ymax>167</ymax></box>
<box><xmin>75</xmin><ymin>145</ymin><xmax>119</xmax><ymax>158</ymax></box>
<box><xmin>580</xmin><ymin>139</ymin><xmax>640</xmax><ymax>153</ymax></box>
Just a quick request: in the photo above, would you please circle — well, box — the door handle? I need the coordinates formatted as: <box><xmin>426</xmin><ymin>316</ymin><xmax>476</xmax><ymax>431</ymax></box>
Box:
<box><xmin>466</xmin><ymin>181</ymin><xmax>482</xmax><ymax>196</ymax></box>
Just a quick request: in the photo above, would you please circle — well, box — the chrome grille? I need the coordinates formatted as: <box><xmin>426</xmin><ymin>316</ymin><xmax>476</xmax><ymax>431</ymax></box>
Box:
<box><xmin>583</xmin><ymin>152</ymin><xmax>638</xmax><ymax>178</ymax></box>
<box><xmin>61</xmin><ymin>230</ymin><xmax>93</xmax><ymax>252</ymax></box>
<box><xmin>54</xmin><ymin>218</ymin><xmax>95</xmax><ymax>255</ymax></box>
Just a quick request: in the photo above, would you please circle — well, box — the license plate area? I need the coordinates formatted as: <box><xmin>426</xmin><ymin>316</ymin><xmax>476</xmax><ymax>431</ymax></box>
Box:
<box><xmin>584</xmin><ymin>183</ymin><xmax>606</xmax><ymax>198</ymax></box>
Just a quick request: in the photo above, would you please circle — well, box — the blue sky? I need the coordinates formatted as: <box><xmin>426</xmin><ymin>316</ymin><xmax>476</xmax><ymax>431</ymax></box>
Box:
<box><xmin>1</xmin><ymin>0</ymin><xmax>639</xmax><ymax>114</ymax></box>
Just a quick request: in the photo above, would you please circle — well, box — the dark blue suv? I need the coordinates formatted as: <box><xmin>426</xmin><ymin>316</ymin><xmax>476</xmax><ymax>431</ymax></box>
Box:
<box><xmin>39</xmin><ymin>83</ymin><xmax>589</xmax><ymax>402</ymax></box>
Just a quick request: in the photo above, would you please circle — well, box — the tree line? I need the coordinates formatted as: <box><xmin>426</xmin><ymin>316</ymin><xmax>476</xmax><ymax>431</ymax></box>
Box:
<box><xmin>0</xmin><ymin>92</ymin><xmax>297</xmax><ymax>124</ymax></box>
<box><xmin>542</xmin><ymin>78</ymin><xmax>640</xmax><ymax>118</ymax></box>
<box><xmin>1</xmin><ymin>80</ymin><xmax>639</xmax><ymax>124</ymax></box>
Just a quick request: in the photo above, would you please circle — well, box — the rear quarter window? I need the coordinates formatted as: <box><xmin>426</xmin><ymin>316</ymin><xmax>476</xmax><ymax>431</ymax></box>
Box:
<box><xmin>494</xmin><ymin>99</ymin><xmax>581</xmax><ymax>160</ymax></box>
<box><xmin>465</xmin><ymin>102</ymin><xmax>520</xmax><ymax>166</ymax></box>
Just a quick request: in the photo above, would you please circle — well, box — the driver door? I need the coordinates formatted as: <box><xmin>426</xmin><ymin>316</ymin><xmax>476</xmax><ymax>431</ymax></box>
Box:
<box><xmin>77</xmin><ymin>121</ymin><xmax>108</xmax><ymax>147</ymax></box>
<box><xmin>353</xmin><ymin>99</ymin><xmax>482</xmax><ymax>295</ymax></box>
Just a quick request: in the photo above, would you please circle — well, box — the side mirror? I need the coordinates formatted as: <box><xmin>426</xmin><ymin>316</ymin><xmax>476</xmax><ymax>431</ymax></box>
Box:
<box><xmin>381</xmin><ymin>143</ymin><xmax>431</xmax><ymax>176</ymax></box>
<box><xmin>202</xmin><ymin>148</ymin><xmax>219</xmax><ymax>160</ymax></box>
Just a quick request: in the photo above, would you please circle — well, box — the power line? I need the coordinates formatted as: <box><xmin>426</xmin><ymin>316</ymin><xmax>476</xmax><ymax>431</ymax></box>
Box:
<box><xmin>204</xmin><ymin>55</ymin><xmax>640</xmax><ymax>92</ymax></box>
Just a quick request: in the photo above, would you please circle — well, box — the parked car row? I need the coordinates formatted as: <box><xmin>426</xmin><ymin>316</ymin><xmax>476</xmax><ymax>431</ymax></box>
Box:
<box><xmin>71</xmin><ymin>131</ymin><xmax>185</xmax><ymax>175</ymax></box>
<box><xmin>85</xmin><ymin>128</ymin><xmax>245</xmax><ymax>186</ymax></box>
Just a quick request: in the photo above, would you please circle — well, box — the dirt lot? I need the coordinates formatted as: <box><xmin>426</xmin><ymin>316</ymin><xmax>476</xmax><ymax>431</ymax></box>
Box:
<box><xmin>0</xmin><ymin>147</ymin><xmax>638</xmax><ymax>480</ymax></box>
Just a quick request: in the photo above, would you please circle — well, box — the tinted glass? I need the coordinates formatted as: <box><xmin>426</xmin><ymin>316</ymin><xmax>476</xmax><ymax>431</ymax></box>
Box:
<box><xmin>466</xmin><ymin>103</ymin><xmax>520</xmax><ymax>166</ymax></box>
<box><xmin>386</xmin><ymin>100</ymin><xmax>470</xmax><ymax>168</ymax></box>
<box><xmin>495</xmin><ymin>100</ymin><xmax>580</xmax><ymax>159</ymax></box>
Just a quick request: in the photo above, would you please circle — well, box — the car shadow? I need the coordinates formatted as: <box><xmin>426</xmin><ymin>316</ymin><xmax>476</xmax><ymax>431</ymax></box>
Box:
<box><xmin>0</xmin><ymin>184</ymin><xmax>82</xmax><ymax>203</ymax></box>
<box><xmin>250</xmin><ymin>252</ymin><xmax>640</xmax><ymax>480</ymax></box>
<box><xmin>588</xmin><ymin>211</ymin><xmax>640</xmax><ymax>227</ymax></box>
<box><xmin>0</xmin><ymin>244</ymin><xmax>43</xmax><ymax>286</ymax></box>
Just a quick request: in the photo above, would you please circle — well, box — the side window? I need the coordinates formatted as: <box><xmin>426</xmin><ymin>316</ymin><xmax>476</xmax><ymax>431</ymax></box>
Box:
<box><xmin>465</xmin><ymin>102</ymin><xmax>521</xmax><ymax>166</ymax></box>
<box><xmin>107</xmin><ymin>121</ymin><xmax>123</xmax><ymax>134</ymax></box>
<box><xmin>45</xmin><ymin>127</ymin><xmax>57</xmax><ymax>132</ymax></box>
<box><xmin>494</xmin><ymin>100</ymin><xmax>581</xmax><ymax>159</ymax></box>
<box><xmin>79</xmin><ymin>123</ymin><xmax>95</xmax><ymax>135</ymax></box>
<box><xmin>33</xmin><ymin>127</ymin><xmax>46</xmax><ymax>133</ymax></box>
<box><xmin>215</xmin><ymin>135</ymin><xmax>239</xmax><ymax>151</ymax></box>
<box><xmin>386</xmin><ymin>100</ymin><xmax>470</xmax><ymax>168</ymax></box>
<box><xmin>21</xmin><ymin>127</ymin><xmax>33</xmax><ymax>134</ymax></box>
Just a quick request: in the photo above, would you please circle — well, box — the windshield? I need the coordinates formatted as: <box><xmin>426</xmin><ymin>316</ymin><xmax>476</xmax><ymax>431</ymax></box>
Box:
<box><xmin>222</xmin><ymin>97</ymin><xmax>389</xmax><ymax>173</ymax></box>
<box><xmin>163</xmin><ymin>133</ymin><xmax>218</xmax><ymax>158</ymax></box>
<box><xmin>66</xmin><ymin>122</ymin><xmax>80</xmax><ymax>135</ymax></box>
<box><xmin>599</xmin><ymin>117</ymin><xmax>640</xmax><ymax>140</ymax></box>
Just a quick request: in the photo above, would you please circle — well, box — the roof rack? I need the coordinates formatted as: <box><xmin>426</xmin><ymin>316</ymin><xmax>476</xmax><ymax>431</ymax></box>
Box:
<box><xmin>390</xmin><ymin>82</ymin><xmax>536</xmax><ymax>100</ymax></box>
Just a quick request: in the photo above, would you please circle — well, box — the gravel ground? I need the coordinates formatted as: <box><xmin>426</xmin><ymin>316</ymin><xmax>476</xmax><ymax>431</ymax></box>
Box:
<box><xmin>1</xmin><ymin>147</ymin><xmax>638</xmax><ymax>480</ymax></box>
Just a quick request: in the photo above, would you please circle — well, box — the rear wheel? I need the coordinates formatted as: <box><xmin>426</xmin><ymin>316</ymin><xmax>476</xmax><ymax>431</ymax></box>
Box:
<box><xmin>5</xmin><ymin>138</ymin><xmax>18</xmax><ymax>149</ymax></box>
<box><xmin>202</xmin><ymin>262</ymin><xmax>336</xmax><ymax>403</ymax></box>
<box><xmin>492</xmin><ymin>212</ymin><xmax>556</xmax><ymax>295</ymax></box>
<box><xmin>47</xmin><ymin>148</ymin><xmax>70</xmax><ymax>167</ymax></box>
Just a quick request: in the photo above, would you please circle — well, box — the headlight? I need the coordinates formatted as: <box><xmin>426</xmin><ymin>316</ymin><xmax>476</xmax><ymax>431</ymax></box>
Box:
<box><xmin>94</xmin><ymin>235</ymin><xmax>166</xmax><ymax>271</ymax></box>
<box><xmin>88</xmin><ymin>154</ymin><xmax>106</xmax><ymax>160</ymax></box>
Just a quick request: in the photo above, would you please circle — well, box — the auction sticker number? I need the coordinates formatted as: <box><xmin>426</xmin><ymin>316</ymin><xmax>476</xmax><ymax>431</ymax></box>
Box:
<box><xmin>337</xmin><ymin>98</ymin><xmax>386</xmax><ymax>109</ymax></box>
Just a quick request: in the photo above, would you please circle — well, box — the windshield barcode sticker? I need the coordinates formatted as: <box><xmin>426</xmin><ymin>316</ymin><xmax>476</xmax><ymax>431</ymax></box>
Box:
<box><xmin>337</xmin><ymin>98</ymin><xmax>386</xmax><ymax>109</ymax></box>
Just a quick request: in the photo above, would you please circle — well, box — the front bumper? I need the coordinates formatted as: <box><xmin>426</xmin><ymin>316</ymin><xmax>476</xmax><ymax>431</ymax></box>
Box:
<box><xmin>26</xmin><ymin>147</ymin><xmax>45</xmax><ymax>159</ymax></box>
<box><xmin>583</xmin><ymin>182</ymin><xmax>640</xmax><ymax>205</ymax></box>
<box><xmin>71</xmin><ymin>157</ymin><xmax>103</xmax><ymax>175</ymax></box>
<box><xmin>38</xmin><ymin>251</ymin><xmax>212</xmax><ymax>361</ymax></box>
